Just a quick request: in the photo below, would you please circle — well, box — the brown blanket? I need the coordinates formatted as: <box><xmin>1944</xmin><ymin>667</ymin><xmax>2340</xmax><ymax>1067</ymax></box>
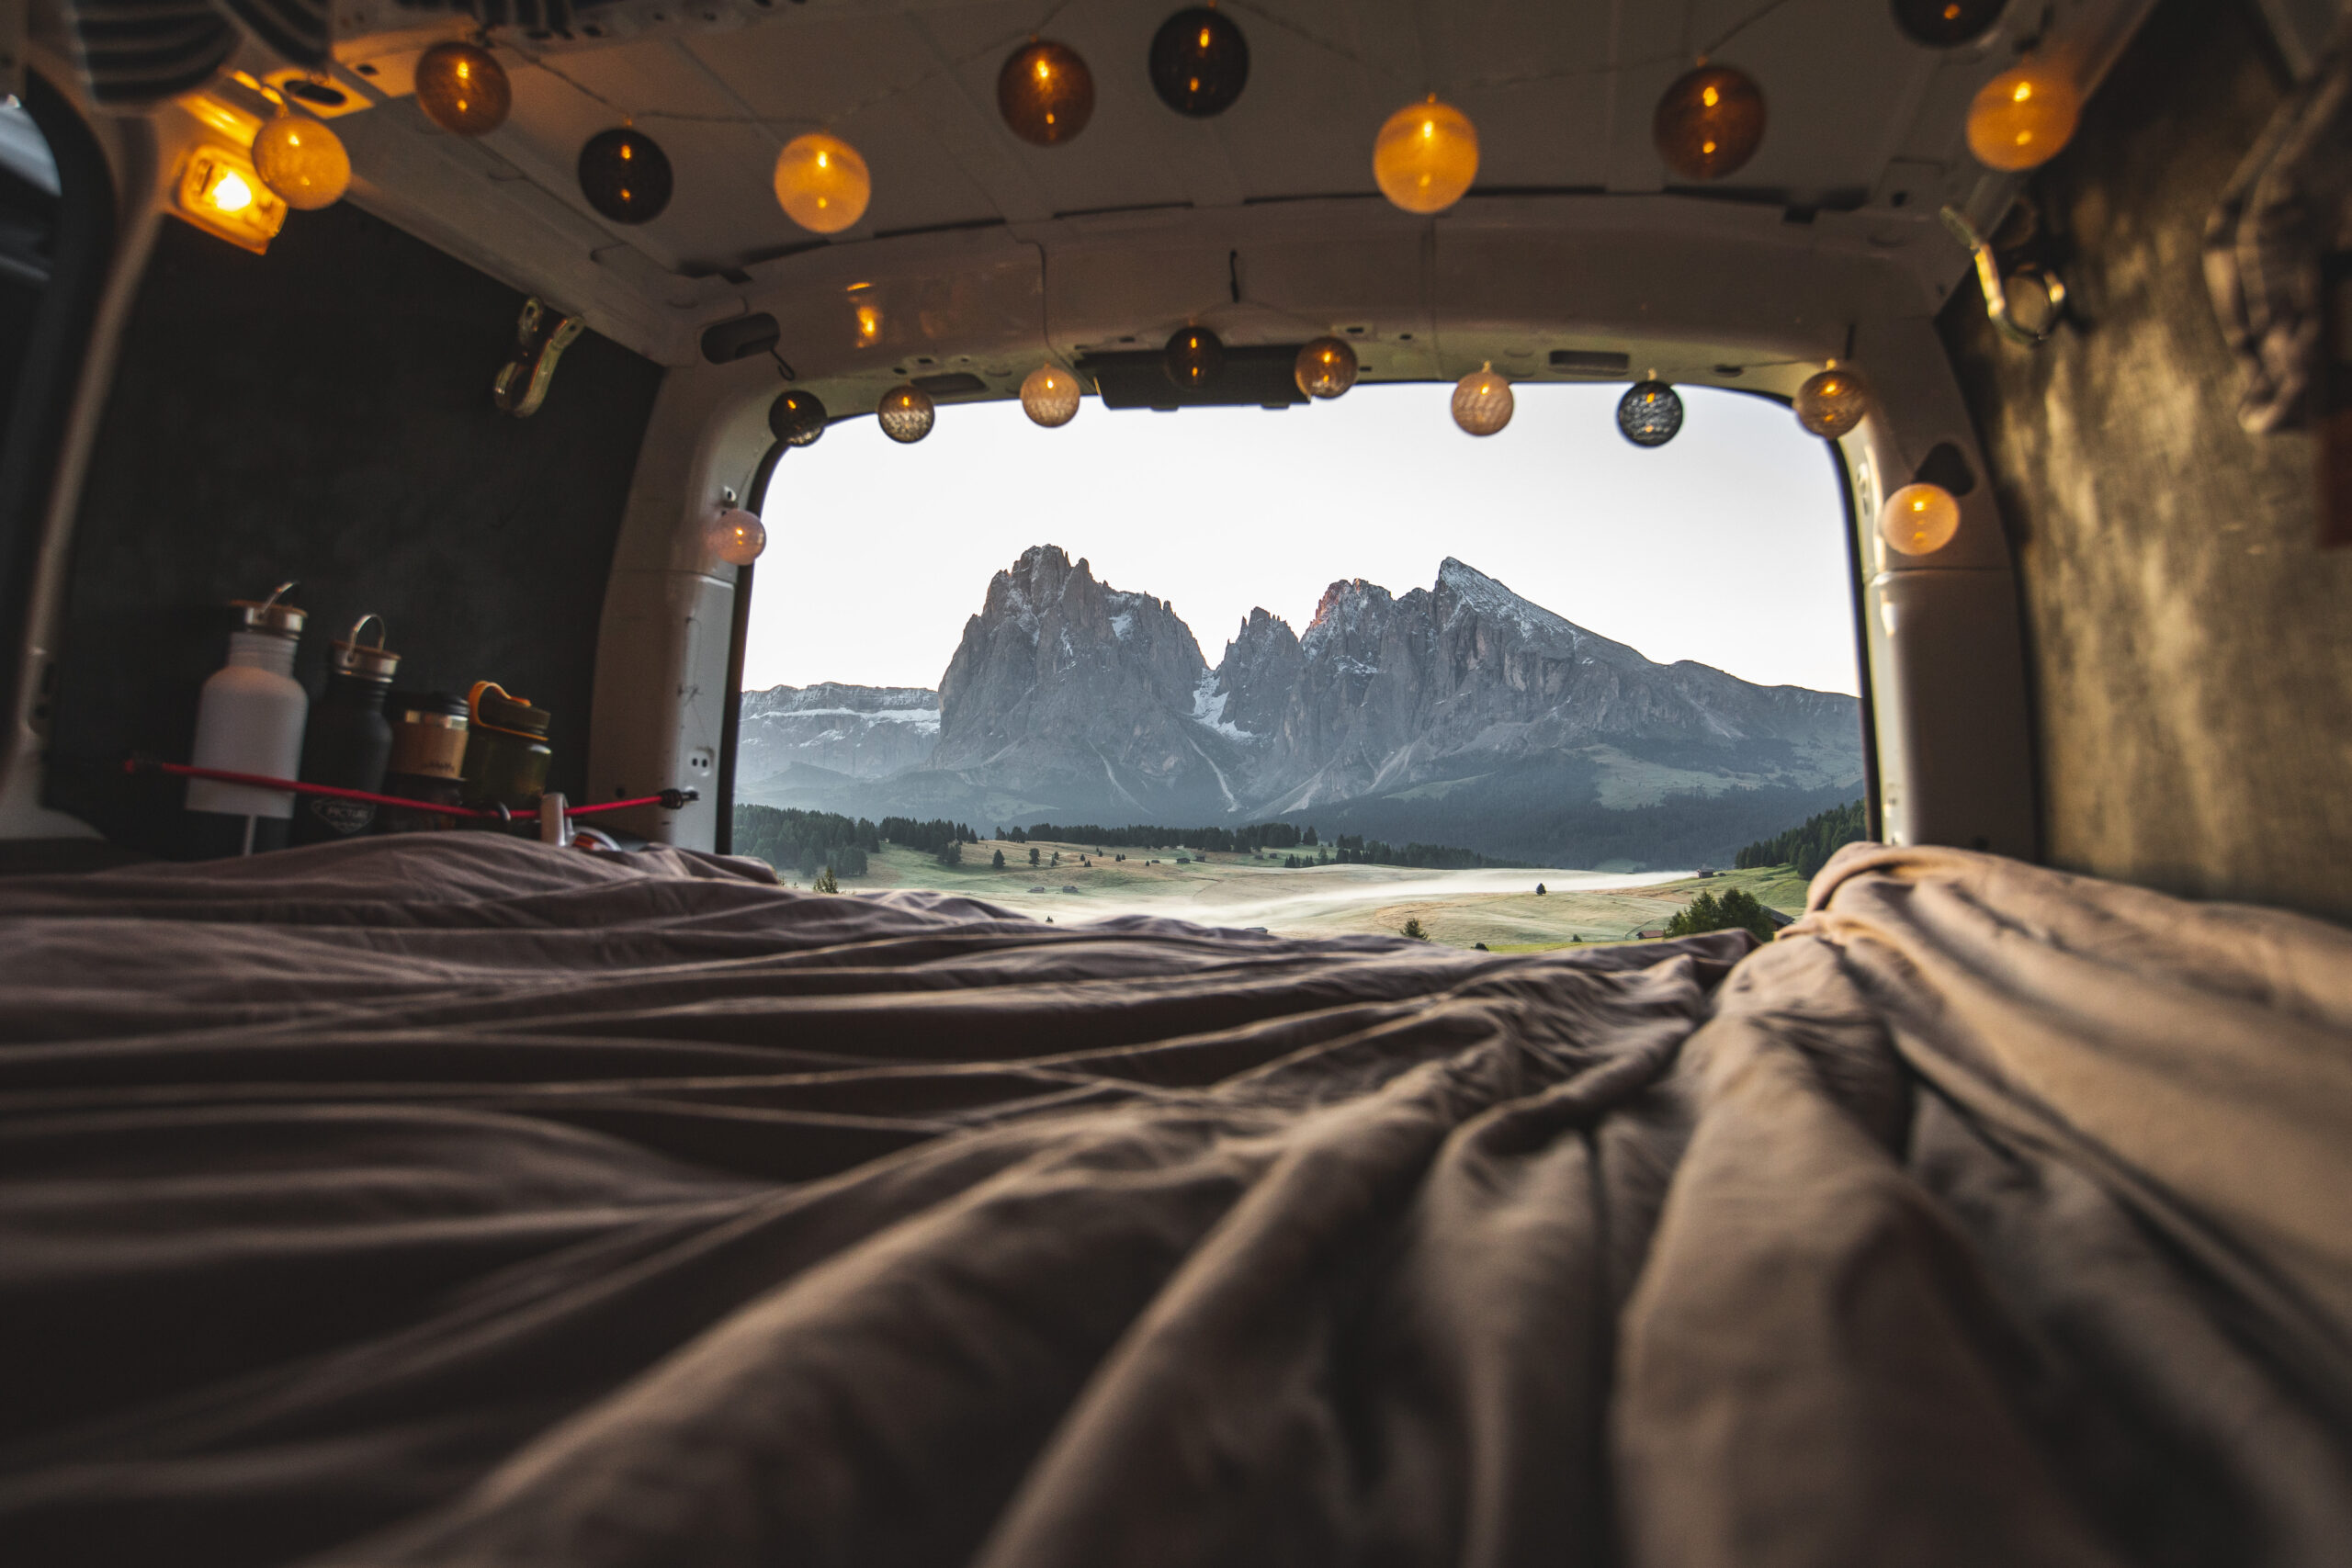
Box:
<box><xmin>0</xmin><ymin>836</ymin><xmax>2345</xmax><ymax>1567</ymax></box>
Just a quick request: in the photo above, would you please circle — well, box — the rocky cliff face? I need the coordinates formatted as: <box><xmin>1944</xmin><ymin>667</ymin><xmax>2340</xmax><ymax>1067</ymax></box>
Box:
<box><xmin>736</xmin><ymin>682</ymin><xmax>940</xmax><ymax>785</ymax></box>
<box><xmin>924</xmin><ymin>544</ymin><xmax>1246</xmax><ymax>820</ymax></box>
<box><xmin>744</xmin><ymin>548</ymin><xmax>1863</xmax><ymax>860</ymax></box>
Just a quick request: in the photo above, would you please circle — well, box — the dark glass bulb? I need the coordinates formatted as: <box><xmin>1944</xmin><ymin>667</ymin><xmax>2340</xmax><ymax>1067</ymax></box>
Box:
<box><xmin>999</xmin><ymin>40</ymin><xmax>1095</xmax><ymax>147</ymax></box>
<box><xmin>1618</xmin><ymin>381</ymin><xmax>1684</xmax><ymax>447</ymax></box>
<box><xmin>768</xmin><ymin>389</ymin><xmax>829</xmax><ymax>446</ymax></box>
<box><xmin>578</xmin><ymin>128</ymin><xmax>673</xmax><ymax>224</ymax></box>
<box><xmin>1165</xmin><ymin>326</ymin><xmax>1225</xmax><ymax>389</ymax></box>
<box><xmin>1891</xmin><ymin>0</ymin><xmax>2007</xmax><ymax>47</ymax></box>
<box><xmin>1653</xmin><ymin>64</ymin><xmax>1766</xmax><ymax>183</ymax></box>
<box><xmin>1149</xmin><ymin>7</ymin><xmax>1250</xmax><ymax>118</ymax></box>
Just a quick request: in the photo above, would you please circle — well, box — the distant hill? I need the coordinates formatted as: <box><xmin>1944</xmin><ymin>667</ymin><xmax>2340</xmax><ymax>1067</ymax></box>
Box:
<box><xmin>737</xmin><ymin>545</ymin><xmax>1864</xmax><ymax>869</ymax></box>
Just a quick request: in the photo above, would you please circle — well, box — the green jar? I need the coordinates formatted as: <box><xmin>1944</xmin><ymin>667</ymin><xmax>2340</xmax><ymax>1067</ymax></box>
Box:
<box><xmin>460</xmin><ymin>681</ymin><xmax>552</xmax><ymax>812</ymax></box>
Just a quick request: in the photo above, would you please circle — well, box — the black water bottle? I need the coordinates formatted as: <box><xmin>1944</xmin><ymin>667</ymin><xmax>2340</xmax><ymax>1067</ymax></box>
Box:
<box><xmin>293</xmin><ymin>615</ymin><xmax>400</xmax><ymax>844</ymax></box>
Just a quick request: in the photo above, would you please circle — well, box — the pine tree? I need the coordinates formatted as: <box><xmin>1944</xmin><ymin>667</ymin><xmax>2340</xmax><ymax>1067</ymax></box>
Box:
<box><xmin>812</xmin><ymin>866</ymin><xmax>840</xmax><ymax>895</ymax></box>
<box><xmin>991</xmin><ymin>849</ymin><xmax>1006</xmax><ymax>869</ymax></box>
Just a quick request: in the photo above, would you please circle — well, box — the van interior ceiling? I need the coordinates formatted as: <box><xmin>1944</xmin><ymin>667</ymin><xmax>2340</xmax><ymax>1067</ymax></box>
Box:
<box><xmin>1</xmin><ymin>0</ymin><xmax>2348</xmax><ymax>1563</ymax></box>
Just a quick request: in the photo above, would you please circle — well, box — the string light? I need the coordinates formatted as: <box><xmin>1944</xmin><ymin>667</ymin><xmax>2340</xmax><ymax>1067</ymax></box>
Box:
<box><xmin>578</xmin><ymin>127</ymin><xmax>673</xmax><ymax>223</ymax></box>
<box><xmin>1793</xmin><ymin>364</ymin><xmax>1871</xmax><ymax>438</ymax></box>
<box><xmin>1000</xmin><ymin>39</ymin><xmax>1095</xmax><ymax>146</ymax></box>
<box><xmin>1880</xmin><ymin>483</ymin><xmax>1962</xmax><ymax>554</ymax></box>
<box><xmin>1020</xmin><ymin>365</ymin><xmax>1081</xmax><ymax>426</ymax></box>
<box><xmin>774</xmin><ymin>132</ymin><xmax>870</xmax><ymax>234</ymax></box>
<box><xmin>252</xmin><ymin>109</ymin><xmax>349</xmax><ymax>210</ymax></box>
<box><xmin>1149</xmin><ymin>6</ymin><xmax>1250</xmax><ymax>118</ymax></box>
<box><xmin>1618</xmin><ymin>380</ymin><xmax>1684</xmax><ymax>446</ymax></box>
<box><xmin>1374</xmin><ymin>96</ymin><xmax>1478</xmax><ymax>214</ymax></box>
<box><xmin>769</xmin><ymin>389</ymin><xmax>827</xmax><ymax>446</ymax></box>
<box><xmin>1654</xmin><ymin>63</ymin><xmax>1766</xmax><ymax>182</ymax></box>
<box><xmin>413</xmin><ymin>41</ymin><xmax>511</xmax><ymax>136</ymax></box>
<box><xmin>709</xmin><ymin>507</ymin><xmax>766</xmax><ymax>566</ymax></box>
<box><xmin>877</xmin><ymin>384</ymin><xmax>936</xmax><ymax>443</ymax></box>
<box><xmin>1892</xmin><ymin>0</ymin><xmax>2008</xmax><ymax>48</ymax></box>
<box><xmin>1165</xmin><ymin>326</ymin><xmax>1225</xmax><ymax>389</ymax></box>
<box><xmin>1966</xmin><ymin>62</ymin><xmax>2080</xmax><ymax>171</ymax></box>
<box><xmin>1295</xmin><ymin>337</ymin><xmax>1358</xmax><ymax>400</ymax></box>
<box><xmin>1452</xmin><ymin>364</ymin><xmax>1513</xmax><ymax>435</ymax></box>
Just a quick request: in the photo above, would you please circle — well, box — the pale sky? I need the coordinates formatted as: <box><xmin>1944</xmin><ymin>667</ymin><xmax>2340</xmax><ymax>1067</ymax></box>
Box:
<box><xmin>745</xmin><ymin>380</ymin><xmax>1859</xmax><ymax>697</ymax></box>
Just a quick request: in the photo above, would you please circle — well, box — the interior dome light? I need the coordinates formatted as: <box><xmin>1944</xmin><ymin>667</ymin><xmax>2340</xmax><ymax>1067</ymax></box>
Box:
<box><xmin>253</xmin><ymin>110</ymin><xmax>350</xmax><ymax>210</ymax></box>
<box><xmin>578</xmin><ymin>127</ymin><xmax>673</xmax><ymax>224</ymax></box>
<box><xmin>175</xmin><ymin>144</ymin><xmax>288</xmax><ymax>254</ymax></box>
<box><xmin>877</xmin><ymin>384</ymin><xmax>937</xmax><ymax>443</ymax></box>
<box><xmin>709</xmin><ymin>507</ymin><xmax>766</xmax><ymax>566</ymax></box>
<box><xmin>1021</xmin><ymin>365</ymin><xmax>1081</xmax><ymax>426</ymax></box>
<box><xmin>413</xmin><ymin>41</ymin><xmax>511</xmax><ymax>137</ymax></box>
<box><xmin>1000</xmin><ymin>39</ymin><xmax>1095</xmax><ymax>146</ymax></box>
<box><xmin>1880</xmin><ymin>482</ymin><xmax>1962</xmax><ymax>554</ymax></box>
<box><xmin>1452</xmin><ymin>364</ymin><xmax>1513</xmax><ymax>435</ymax></box>
<box><xmin>1149</xmin><ymin>6</ymin><xmax>1249</xmax><ymax>118</ymax></box>
<box><xmin>1794</xmin><ymin>364</ymin><xmax>1871</xmax><ymax>438</ymax></box>
<box><xmin>1295</xmin><ymin>337</ymin><xmax>1358</xmax><ymax>400</ymax></box>
<box><xmin>1654</xmin><ymin>63</ymin><xmax>1767</xmax><ymax>182</ymax></box>
<box><xmin>774</xmin><ymin>132</ymin><xmax>870</xmax><ymax>234</ymax></box>
<box><xmin>1374</xmin><ymin>96</ymin><xmax>1478</xmax><ymax>214</ymax></box>
<box><xmin>1966</xmin><ymin>62</ymin><xmax>2080</xmax><ymax>171</ymax></box>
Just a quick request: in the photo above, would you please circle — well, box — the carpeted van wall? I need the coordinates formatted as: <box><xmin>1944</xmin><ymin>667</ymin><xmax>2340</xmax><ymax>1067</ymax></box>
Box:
<box><xmin>47</xmin><ymin>201</ymin><xmax>664</xmax><ymax>855</ymax></box>
<box><xmin>1942</xmin><ymin>0</ymin><xmax>2352</xmax><ymax>922</ymax></box>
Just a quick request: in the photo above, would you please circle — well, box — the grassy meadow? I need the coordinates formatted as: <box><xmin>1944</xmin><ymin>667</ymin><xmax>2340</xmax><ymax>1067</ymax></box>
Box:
<box><xmin>784</xmin><ymin>835</ymin><xmax>1815</xmax><ymax>949</ymax></box>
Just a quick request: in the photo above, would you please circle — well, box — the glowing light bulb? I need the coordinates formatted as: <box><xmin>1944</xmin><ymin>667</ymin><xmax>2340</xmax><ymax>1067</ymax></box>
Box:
<box><xmin>709</xmin><ymin>508</ymin><xmax>766</xmax><ymax>566</ymax></box>
<box><xmin>1654</xmin><ymin>63</ymin><xmax>1766</xmax><ymax>182</ymax></box>
<box><xmin>413</xmin><ymin>41</ymin><xmax>512</xmax><ymax>137</ymax></box>
<box><xmin>1452</xmin><ymin>364</ymin><xmax>1513</xmax><ymax>435</ymax></box>
<box><xmin>210</xmin><ymin>168</ymin><xmax>254</xmax><ymax>213</ymax></box>
<box><xmin>1020</xmin><ymin>365</ymin><xmax>1081</xmax><ymax>426</ymax></box>
<box><xmin>1880</xmin><ymin>483</ymin><xmax>1962</xmax><ymax>555</ymax></box>
<box><xmin>1965</xmin><ymin>62</ymin><xmax>2080</xmax><ymax>171</ymax></box>
<box><xmin>252</xmin><ymin>111</ymin><xmax>350</xmax><ymax>209</ymax></box>
<box><xmin>876</xmin><ymin>384</ymin><xmax>936</xmax><ymax>443</ymax></box>
<box><xmin>1149</xmin><ymin>6</ymin><xmax>1250</xmax><ymax>118</ymax></box>
<box><xmin>999</xmin><ymin>40</ymin><xmax>1094</xmax><ymax>145</ymax></box>
<box><xmin>1164</xmin><ymin>326</ymin><xmax>1226</xmax><ymax>389</ymax></box>
<box><xmin>1374</xmin><ymin>96</ymin><xmax>1478</xmax><ymax>215</ymax></box>
<box><xmin>1793</xmin><ymin>364</ymin><xmax>1871</xmax><ymax>438</ymax></box>
<box><xmin>768</xmin><ymin>389</ymin><xmax>828</xmax><ymax>446</ymax></box>
<box><xmin>774</xmin><ymin>131</ymin><xmax>870</xmax><ymax>234</ymax></box>
<box><xmin>1294</xmin><ymin>337</ymin><xmax>1358</xmax><ymax>399</ymax></box>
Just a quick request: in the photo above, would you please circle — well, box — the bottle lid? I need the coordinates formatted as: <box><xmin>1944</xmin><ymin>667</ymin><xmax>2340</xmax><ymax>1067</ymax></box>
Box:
<box><xmin>469</xmin><ymin>680</ymin><xmax>551</xmax><ymax>739</ymax></box>
<box><xmin>330</xmin><ymin>614</ymin><xmax>401</xmax><ymax>682</ymax></box>
<box><xmin>388</xmin><ymin>689</ymin><xmax>469</xmax><ymax>724</ymax></box>
<box><xmin>231</xmin><ymin>581</ymin><xmax>306</xmax><ymax>638</ymax></box>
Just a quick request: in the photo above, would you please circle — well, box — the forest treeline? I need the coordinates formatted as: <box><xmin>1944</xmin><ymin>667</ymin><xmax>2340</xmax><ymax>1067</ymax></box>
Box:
<box><xmin>1734</xmin><ymin>798</ymin><xmax>1868</xmax><ymax>876</ymax></box>
<box><xmin>732</xmin><ymin>807</ymin><xmax>975</xmax><ymax>877</ymax></box>
<box><xmin>1004</xmin><ymin>821</ymin><xmax>1498</xmax><ymax>868</ymax></box>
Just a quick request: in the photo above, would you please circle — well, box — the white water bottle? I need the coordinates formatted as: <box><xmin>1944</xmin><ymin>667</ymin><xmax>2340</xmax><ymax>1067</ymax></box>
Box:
<box><xmin>187</xmin><ymin>581</ymin><xmax>310</xmax><ymax>857</ymax></box>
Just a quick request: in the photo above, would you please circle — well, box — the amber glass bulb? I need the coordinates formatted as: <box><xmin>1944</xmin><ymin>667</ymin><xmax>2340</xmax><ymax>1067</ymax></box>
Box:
<box><xmin>1880</xmin><ymin>482</ymin><xmax>1962</xmax><ymax>555</ymax></box>
<box><xmin>1452</xmin><ymin>364</ymin><xmax>1513</xmax><ymax>436</ymax></box>
<box><xmin>774</xmin><ymin>132</ymin><xmax>870</xmax><ymax>234</ymax></box>
<box><xmin>1655</xmin><ymin>64</ymin><xmax>1766</xmax><ymax>182</ymax></box>
<box><xmin>1165</xmin><ymin>326</ymin><xmax>1225</xmax><ymax>389</ymax></box>
<box><xmin>709</xmin><ymin>508</ymin><xmax>766</xmax><ymax>566</ymax></box>
<box><xmin>1020</xmin><ymin>365</ymin><xmax>1081</xmax><ymax>426</ymax></box>
<box><xmin>1295</xmin><ymin>337</ymin><xmax>1359</xmax><ymax>400</ymax></box>
<box><xmin>1374</xmin><ymin>96</ymin><xmax>1478</xmax><ymax>214</ymax></box>
<box><xmin>578</xmin><ymin>128</ymin><xmax>673</xmax><ymax>224</ymax></box>
<box><xmin>1966</xmin><ymin>62</ymin><xmax>2080</xmax><ymax>171</ymax></box>
<box><xmin>1149</xmin><ymin>6</ymin><xmax>1250</xmax><ymax>118</ymax></box>
<box><xmin>1794</xmin><ymin>365</ymin><xmax>1871</xmax><ymax>438</ymax></box>
<box><xmin>413</xmin><ymin>41</ymin><xmax>511</xmax><ymax>137</ymax></box>
<box><xmin>1000</xmin><ymin>40</ymin><xmax>1095</xmax><ymax>146</ymax></box>
<box><xmin>769</xmin><ymin>389</ymin><xmax>828</xmax><ymax>446</ymax></box>
<box><xmin>1891</xmin><ymin>0</ymin><xmax>2007</xmax><ymax>47</ymax></box>
<box><xmin>252</xmin><ymin>111</ymin><xmax>349</xmax><ymax>210</ymax></box>
<box><xmin>877</xmin><ymin>384</ymin><xmax>936</xmax><ymax>443</ymax></box>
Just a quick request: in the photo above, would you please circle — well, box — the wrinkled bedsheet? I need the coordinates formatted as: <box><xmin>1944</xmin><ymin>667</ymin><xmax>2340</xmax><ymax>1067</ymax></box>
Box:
<box><xmin>0</xmin><ymin>835</ymin><xmax>2346</xmax><ymax>1568</ymax></box>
